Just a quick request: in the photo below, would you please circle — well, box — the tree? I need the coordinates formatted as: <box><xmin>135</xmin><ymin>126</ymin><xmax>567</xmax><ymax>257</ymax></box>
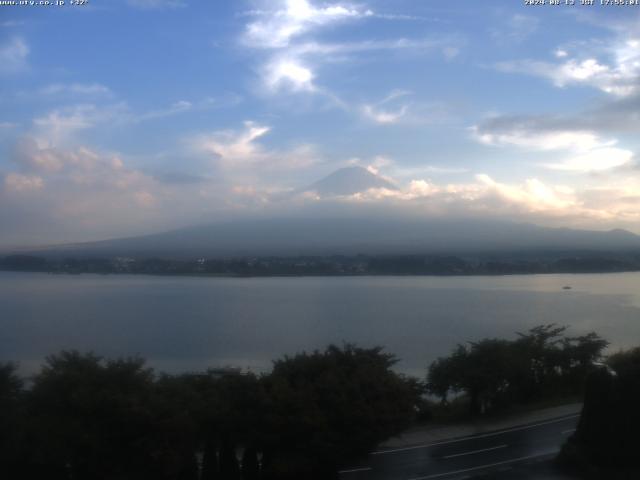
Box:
<box><xmin>26</xmin><ymin>351</ymin><xmax>167</xmax><ymax>480</ymax></box>
<box><xmin>262</xmin><ymin>344</ymin><xmax>420</xmax><ymax>478</ymax></box>
<box><xmin>0</xmin><ymin>362</ymin><xmax>26</xmax><ymax>477</ymax></box>
<box><xmin>427</xmin><ymin>345</ymin><xmax>466</xmax><ymax>405</ymax></box>
<box><xmin>559</xmin><ymin>347</ymin><xmax>640</xmax><ymax>477</ymax></box>
<box><xmin>427</xmin><ymin>325</ymin><xmax>609</xmax><ymax>415</ymax></box>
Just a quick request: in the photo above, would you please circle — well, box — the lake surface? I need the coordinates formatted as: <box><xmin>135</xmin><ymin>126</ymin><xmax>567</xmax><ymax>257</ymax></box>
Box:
<box><xmin>2</xmin><ymin>271</ymin><xmax>640</xmax><ymax>377</ymax></box>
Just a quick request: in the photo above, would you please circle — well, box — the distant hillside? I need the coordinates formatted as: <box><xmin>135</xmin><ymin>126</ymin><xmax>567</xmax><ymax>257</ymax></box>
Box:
<box><xmin>11</xmin><ymin>217</ymin><xmax>640</xmax><ymax>260</ymax></box>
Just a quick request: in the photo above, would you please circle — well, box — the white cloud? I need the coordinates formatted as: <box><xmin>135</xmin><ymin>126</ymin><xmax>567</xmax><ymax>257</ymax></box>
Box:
<box><xmin>472</xmin><ymin>127</ymin><xmax>611</xmax><ymax>152</ymax></box>
<box><xmin>442</xmin><ymin>46</ymin><xmax>460</xmax><ymax>60</ymax></box>
<box><xmin>27</xmin><ymin>98</ymin><xmax>208</xmax><ymax>145</ymax></box>
<box><xmin>471</xmin><ymin>122</ymin><xmax>635</xmax><ymax>174</ymax></box>
<box><xmin>1</xmin><ymin>20</ymin><xmax>25</xmax><ymax>28</ymax></box>
<box><xmin>474</xmin><ymin>174</ymin><xmax>576</xmax><ymax>212</ymax></box>
<box><xmin>243</xmin><ymin>0</ymin><xmax>371</xmax><ymax>94</ymax></box>
<box><xmin>32</xmin><ymin>104</ymin><xmax>127</xmax><ymax>145</ymax></box>
<box><xmin>242</xmin><ymin>1</ymin><xmax>459</xmax><ymax>96</ymax></box>
<box><xmin>362</xmin><ymin>104</ymin><xmax>407</xmax><ymax>124</ymax></box>
<box><xmin>135</xmin><ymin>99</ymin><xmax>195</xmax><ymax>121</ymax></box>
<box><xmin>0</xmin><ymin>37</ymin><xmax>29</xmax><ymax>74</ymax></box>
<box><xmin>264</xmin><ymin>57</ymin><xmax>315</xmax><ymax>92</ymax></box>
<box><xmin>290</xmin><ymin>37</ymin><xmax>458</xmax><ymax>56</ymax></box>
<box><xmin>192</xmin><ymin>121</ymin><xmax>318</xmax><ymax>170</ymax></box>
<box><xmin>497</xmin><ymin>37</ymin><xmax>640</xmax><ymax>97</ymax></box>
<box><xmin>545</xmin><ymin>147</ymin><xmax>634</xmax><ymax>173</ymax></box>
<box><xmin>13</xmin><ymin>137</ymin><xmax>140</xmax><ymax>186</ymax></box>
<box><xmin>0</xmin><ymin>137</ymin><xmax>192</xmax><ymax>244</ymax></box>
<box><xmin>39</xmin><ymin>83</ymin><xmax>112</xmax><ymax>97</ymax></box>
<box><xmin>196</xmin><ymin>121</ymin><xmax>270</xmax><ymax>166</ymax></box>
<box><xmin>334</xmin><ymin>173</ymin><xmax>603</xmax><ymax>222</ymax></box>
<box><xmin>244</xmin><ymin>0</ymin><xmax>372</xmax><ymax>49</ymax></box>
<box><xmin>3</xmin><ymin>173</ymin><xmax>44</xmax><ymax>193</ymax></box>
<box><xmin>359</xmin><ymin>90</ymin><xmax>454</xmax><ymax>126</ymax></box>
<box><xmin>361</xmin><ymin>90</ymin><xmax>410</xmax><ymax>124</ymax></box>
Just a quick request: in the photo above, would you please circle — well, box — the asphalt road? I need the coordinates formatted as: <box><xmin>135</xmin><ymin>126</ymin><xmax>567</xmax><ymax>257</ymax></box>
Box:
<box><xmin>338</xmin><ymin>413</ymin><xmax>580</xmax><ymax>480</ymax></box>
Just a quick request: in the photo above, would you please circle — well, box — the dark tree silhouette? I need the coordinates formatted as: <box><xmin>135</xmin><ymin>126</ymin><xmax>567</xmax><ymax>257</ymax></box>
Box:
<box><xmin>262</xmin><ymin>344</ymin><xmax>421</xmax><ymax>478</ymax></box>
<box><xmin>560</xmin><ymin>347</ymin><xmax>640</xmax><ymax>477</ymax></box>
<box><xmin>427</xmin><ymin>325</ymin><xmax>609</xmax><ymax>415</ymax></box>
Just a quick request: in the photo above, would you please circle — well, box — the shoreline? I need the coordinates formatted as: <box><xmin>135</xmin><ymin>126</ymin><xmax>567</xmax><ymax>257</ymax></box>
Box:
<box><xmin>2</xmin><ymin>268</ymin><xmax>640</xmax><ymax>279</ymax></box>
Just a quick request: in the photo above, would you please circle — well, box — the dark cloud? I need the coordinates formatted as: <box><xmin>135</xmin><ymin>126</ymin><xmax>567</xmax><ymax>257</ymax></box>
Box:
<box><xmin>475</xmin><ymin>92</ymin><xmax>640</xmax><ymax>137</ymax></box>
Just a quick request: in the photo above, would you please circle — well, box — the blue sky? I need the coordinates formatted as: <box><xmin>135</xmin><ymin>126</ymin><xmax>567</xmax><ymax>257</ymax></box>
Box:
<box><xmin>1</xmin><ymin>0</ymin><xmax>640</xmax><ymax>246</ymax></box>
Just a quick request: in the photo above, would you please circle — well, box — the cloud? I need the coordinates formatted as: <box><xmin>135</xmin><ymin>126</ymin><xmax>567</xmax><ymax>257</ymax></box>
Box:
<box><xmin>0</xmin><ymin>37</ymin><xmax>29</xmax><ymax>74</ymax></box>
<box><xmin>584</xmin><ymin>93</ymin><xmax>640</xmax><ymax>133</ymax></box>
<box><xmin>326</xmin><ymin>173</ymin><xmax>625</xmax><ymax>226</ymax></box>
<box><xmin>0</xmin><ymin>137</ymin><xmax>217</xmax><ymax>244</ymax></box>
<box><xmin>195</xmin><ymin>121</ymin><xmax>270</xmax><ymax>166</ymax></box>
<box><xmin>135</xmin><ymin>99</ymin><xmax>196</xmax><ymax>121</ymax></box>
<box><xmin>192</xmin><ymin>120</ymin><xmax>318</xmax><ymax>170</ymax></box>
<box><xmin>1</xmin><ymin>20</ymin><xmax>25</xmax><ymax>28</ymax></box>
<box><xmin>289</xmin><ymin>37</ymin><xmax>460</xmax><ymax>56</ymax></box>
<box><xmin>128</xmin><ymin>95</ymin><xmax>235</xmax><ymax>123</ymax></box>
<box><xmin>26</xmin><ymin>95</ymin><xmax>224</xmax><ymax>145</ymax></box>
<box><xmin>13</xmin><ymin>137</ymin><xmax>144</xmax><ymax>188</ymax></box>
<box><xmin>3</xmin><ymin>173</ymin><xmax>44</xmax><ymax>193</ymax></box>
<box><xmin>359</xmin><ymin>90</ymin><xmax>456</xmax><ymax>126</ymax></box>
<box><xmin>545</xmin><ymin>147</ymin><xmax>634</xmax><ymax>173</ymax></box>
<box><xmin>242</xmin><ymin>1</ymin><xmax>462</xmax><ymax>96</ymax></box>
<box><xmin>496</xmin><ymin>37</ymin><xmax>640</xmax><ymax>97</ymax></box>
<box><xmin>0</xmin><ymin>92</ymin><xmax>259</xmax><ymax>245</ymax></box>
<box><xmin>362</xmin><ymin>90</ymin><xmax>411</xmax><ymax>125</ymax></box>
<box><xmin>38</xmin><ymin>83</ymin><xmax>113</xmax><ymax>97</ymax></box>
<box><xmin>243</xmin><ymin>0</ymin><xmax>371</xmax><ymax>94</ymax></box>
<box><xmin>243</xmin><ymin>0</ymin><xmax>372</xmax><ymax>49</ymax></box>
<box><xmin>471</xmin><ymin>118</ymin><xmax>635</xmax><ymax>174</ymax></box>
<box><xmin>3</xmin><ymin>132</ymin><xmax>640</xmax><ymax>245</ymax></box>
<box><xmin>264</xmin><ymin>57</ymin><xmax>315</xmax><ymax>92</ymax></box>
<box><xmin>362</xmin><ymin>104</ymin><xmax>407</xmax><ymax>124</ymax></box>
<box><xmin>491</xmin><ymin>14</ymin><xmax>540</xmax><ymax>43</ymax></box>
<box><xmin>32</xmin><ymin>103</ymin><xmax>128</xmax><ymax>145</ymax></box>
<box><xmin>473</xmin><ymin>126</ymin><xmax>611</xmax><ymax>152</ymax></box>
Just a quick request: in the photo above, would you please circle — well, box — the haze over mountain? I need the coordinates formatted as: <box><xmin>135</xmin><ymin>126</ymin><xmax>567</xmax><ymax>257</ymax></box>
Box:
<box><xmin>298</xmin><ymin>166</ymin><xmax>397</xmax><ymax>197</ymax></box>
<box><xmin>7</xmin><ymin>166</ymin><xmax>640</xmax><ymax>259</ymax></box>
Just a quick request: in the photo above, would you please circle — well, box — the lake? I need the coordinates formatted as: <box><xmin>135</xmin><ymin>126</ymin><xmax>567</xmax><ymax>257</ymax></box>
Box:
<box><xmin>2</xmin><ymin>271</ymin><xmax>640</xmax><ymax>377</ymax></box>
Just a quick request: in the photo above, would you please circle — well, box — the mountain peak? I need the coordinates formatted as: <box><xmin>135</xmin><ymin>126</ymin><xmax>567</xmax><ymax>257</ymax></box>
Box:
<box><xmin>302</xmin><ymin>166</ymin><xmax>397</xmax><ymax>197</ymax></box>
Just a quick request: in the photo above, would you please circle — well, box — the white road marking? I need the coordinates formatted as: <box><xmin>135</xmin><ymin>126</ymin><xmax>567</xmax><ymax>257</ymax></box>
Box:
<box><xmin>561</xmin><ymin>428</ymin><xmax>576</xmax><ymax>435</ymax></box>
<box><xmin>338</xmin><ymin>467</ymin><xmax>372</xmax><ymax>474</ymax></box>
<box><xmin>442</xmin><ymin>444</ymin><xmax>507</xmax><ymax>459</ymax></box>
<box><xmin>406</xmin><ymin>451</ymin><xmax>556</xmax><ymax>480</ymax></box>
<box><xmin>371</xmin><ymin>414</ymin><xmax>580</xmax><ymax>455</ymax></box>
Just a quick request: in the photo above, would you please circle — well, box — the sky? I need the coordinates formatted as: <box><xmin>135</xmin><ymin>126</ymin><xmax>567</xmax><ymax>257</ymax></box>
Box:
<box><xmin>1</xmin><ymin>0</ymin><xmax>640</xmax><ymax>247</ymax></box>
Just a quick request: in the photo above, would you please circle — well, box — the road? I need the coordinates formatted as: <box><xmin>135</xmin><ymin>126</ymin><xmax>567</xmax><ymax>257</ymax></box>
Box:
<box><xmin>338</xmin><ymin>413</ymin><xmax>579</xmax><ymax>480</ymax></box>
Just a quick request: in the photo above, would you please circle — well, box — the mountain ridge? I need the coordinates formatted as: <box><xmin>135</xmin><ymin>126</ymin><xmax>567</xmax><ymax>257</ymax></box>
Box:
<box><xmin>297</xmin><ymin>166</ymin><xmax>397</xmax><ymax>197</ymax></box>
<box><xmin>9</xmin><ymin>217</ymin><xmax>640</xmax><ymax>259</ymax></box>
<box><xmin>5</xmin><ymin>166</ymin><xmax>640</xmax><ymax>259</ymax></box>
